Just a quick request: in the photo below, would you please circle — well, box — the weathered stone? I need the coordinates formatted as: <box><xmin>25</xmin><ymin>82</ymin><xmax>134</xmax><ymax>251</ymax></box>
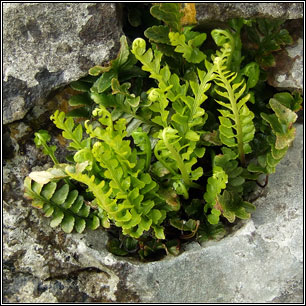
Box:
<box><xmin>3</xmin><ymin>124</ymin><xmax>303</xmax><ymax>302</ymax></box>
<box><xmin>268</xmin><ymin>37</ymin><xmax>303</xmax><ymax>91</ymax></box>
<box><xmin>3</xmin><ymin>3</ymin><xmax>122</xmax><ymax>125</ymax></box>
<box><xmin>195</xmin><ymin>3</ymin><xmax>303</xmax><ymax>23</ymax></box>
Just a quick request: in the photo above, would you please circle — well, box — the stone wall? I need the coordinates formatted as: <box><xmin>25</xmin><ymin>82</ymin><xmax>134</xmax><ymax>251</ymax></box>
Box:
<box><xmin>3</xmin><ymin>3</ymin><xmax>122</xmax><ymax>125</ymax></box>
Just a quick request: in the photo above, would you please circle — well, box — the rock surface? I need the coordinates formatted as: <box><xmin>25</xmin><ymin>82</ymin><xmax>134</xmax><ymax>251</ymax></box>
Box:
<box><xmin>195</xmin><ymin>3</ymin><xmax>304</xmax><ymax>22</ymax></box>
<box><xmin>268</xmin><ymin>37</ymin><xmax>303</xmax><ymax>91</ymax></box>
<box><xmin>3</xmin><ymin>3</ymin><xmax>122</xmax><ymax>125</ymax></box>
<box><xmin>3</xmin><ymin>124</ymin><xmax>303</xmax><ymax>302</ymax></box>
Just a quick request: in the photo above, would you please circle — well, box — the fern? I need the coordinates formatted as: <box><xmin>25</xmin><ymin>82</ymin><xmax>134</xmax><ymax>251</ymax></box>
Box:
<box><xmin>244</xmin><ymin>18</ymin><xmax>293</xmax><ymax>69</ymax></box>
<box><xmin>24</xmin><ymin>177</ymin><xmax>102</xmax><ymax>233</ymax></box>
<box><xmin>72</xmin><ymin>106</ymin><xmax>166</xmax><ymax>239</ymax></box>
<box><xmin>204</xmin><ymin>164</ymin><xmax>228</xmax><ymax>224</ymax></box>
<box><xmin>154</xmin><ymin>127</ymin><xmax>204</xmax><ymax>199</ymax></box>
<box><xmin>89</xmin><ymin>36</ymin><xmax>145</xmax><ymax>93</ymax></box>
<box><xmin>131</xmin><ymin>127</ymin><xmax>152</xmax><ymax>172</ymax></box>
<box><xmin>90</xmin><ymin>88</ymin><xmax>157</xmax><ymax>136</ymax></box>
<box><xmin>24</xmin><ymin>9</ymin><xmax>302</xmax><ymax>260</ymax></box>
<box><xmin>248</xmin><ymin>92</ymin><xmax>300</xmax><ymax>174</ymax></box>
<box><xmin>50</xmin><ymin>110</ymin><xmax>90</xmax><ymax>151</ymax></box>
<box><xmin>217</xmin><ymin>190</ymin><xmax>255</xmax><ymax>223</ymax></box>
<box><xmin>131</xmin><ymin>38</ymin><xmax>165</xmax><ymax>84</ymax></box>
<box><xmin>213</xmin><ymin>51</ymin><xmax>255</xmax><ymax>166</ymax></box>
<box><xmin>149</xmin><ymin>3</ymin><xmax>183</xmax><ymax>33</ymax></box>
<box><xmin>168</xmin><ymin>28</ymin><xmax>206</xmax><ymax>63</ymax></box>
<box><xmin>214</xmin><ymin>148</ymin><xmax>246</xmax><ymax>193</ymax></box>
<box><xmin>34</xmin><ymin>130</ymin><xmax>59</xmax><ymax>165</ymax></box>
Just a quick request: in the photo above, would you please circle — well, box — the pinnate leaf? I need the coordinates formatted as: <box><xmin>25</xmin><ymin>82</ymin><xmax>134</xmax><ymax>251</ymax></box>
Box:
<box><xmin>51</xmin><ymin>184</ymin><xmax>70</xmax><ymax>205</ymax></box>
<box><xmin>61</xmin><ymin>215</ymin><xmax>75</xmax><ymax>233</ymax></box>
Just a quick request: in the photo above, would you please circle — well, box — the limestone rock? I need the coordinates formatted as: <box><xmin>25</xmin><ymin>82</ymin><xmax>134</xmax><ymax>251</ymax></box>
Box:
<box><xmin>268</xmin><ymin>37</ymin><xmax>303</xmax><ymax>91</ymax></box>
<box><xmin>3</xmin><ymin>3</ymin><xmax>122</xmax><ymax>125</ymax></box>
<box><xmin>195</xmin><ymin>3</ymin><xmax>303</xmax><ymax>23</ymax></box>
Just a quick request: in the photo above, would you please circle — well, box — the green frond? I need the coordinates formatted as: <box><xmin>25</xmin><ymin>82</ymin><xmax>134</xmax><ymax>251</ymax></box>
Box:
<box><xmin>24</xmin><ymin>176</ymin><xmax>105</xmax><ymax>233</ymax></box>
<box><xmin>50</xmin><ymin>110</ymin><xmax>88</xmax><ymax>151</ymax></box>
<box><xmin>213</xmin><ymin>57</ymin><xmax>255</xmax><ymax>165</ymax></box>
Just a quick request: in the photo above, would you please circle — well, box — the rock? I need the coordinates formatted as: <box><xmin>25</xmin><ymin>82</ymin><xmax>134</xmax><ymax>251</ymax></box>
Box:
<box><xmin>195</xmin><ymin>3</ymin><xmax>303</xmax><ymax>23</ymax></box>
<box><xmin>268</xmin><ymin>37</ymin><xmax>303</xmax><ymax>91</ymax></box>
<box><xmin>3</xmin><ymin>124</ymin><xmax>303</xmax><ymax>302</ymax></box>
<box><xmin>3</xmin><ymin>3</ymin><xmax>122</xmax><ymax>125</ymax></box>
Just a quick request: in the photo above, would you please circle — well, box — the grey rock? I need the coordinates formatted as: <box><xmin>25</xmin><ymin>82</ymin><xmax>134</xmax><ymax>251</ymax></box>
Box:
<box><xmin>268</xmin><ymin>37</ymin><xmax>303</xmax><ymax>91</ymax></box>
<box><xmin>3</xmin><ymin>124</ymin><xmax>303</xmax><ymax>302</ymax></box>
<box><xmin>195</xmin><ymin>3</ymin><xmax>304</xmax><ymax>23</ymax></box>
<box><xmin>3</xmin><ymin>3</ymin><xmax>122</xmax><ymax>125</ymax></box>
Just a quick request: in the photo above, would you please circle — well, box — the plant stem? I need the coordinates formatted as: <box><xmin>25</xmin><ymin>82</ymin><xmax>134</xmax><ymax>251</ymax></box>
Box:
<box><xmin>41</xmin><ymin>142</ymin><xmax>59</xmax><ymax>165</ymax></box>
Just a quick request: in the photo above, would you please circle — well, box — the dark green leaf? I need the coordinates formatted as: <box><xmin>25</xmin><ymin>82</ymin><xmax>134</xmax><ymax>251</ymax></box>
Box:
<box><xmin>150</xmin><ymin>3</ymin><xmax>182</xmax><ymax>32</ymax></box>
<box><xmin>107</xmin><ymin>239</ymin><xmax>128</xmax><ymax>256</ymax></box>
<box><xmin>241</xmin><ymin>62</ymin><xmax>260</xmax><ymax>89</ymax></box>
<box><xmin>88</xmin><ymin>215</ymin><xmax>100</xmax><ymax>230</ymax></box>
<box><xmin>128</xmin><ymin>8</ymin><xmax>142</xmax><ymax>27</ymax></box>
<box><xmin>165</xmin><ymin>240</ymin><xmax>180</xmax><ymax>256</ymax></box>
<box><xmin>123</xmin><ymin>237</ymin><xmax>138</xmax><ymax>251</ymax></box>
<box><xmin>75</xmin><ymin>218</ymin><xmax>86</xmax><ymax>233</ymax></box>
<box><xmin>92</xmin><ymin>70</ymin><xmax>117</xmax><ymax>94</ymax></box>
<box><xmin>144</xmin><ymin>25</ymin><xmax>170</xmax><ymax>44</ymax></box>
<box><xmin>44</xmin><ymin>207</ymin><xmax>55</xmax><ymax>217</ymax></box>
<box><xmin>70</xmin><ymin>81</ymin><xmax>91</xmax><ymax>92</ymax></box>
<box><xmin>50</xmin><ymin>208</ymin><xmax>65</xmax><ymax>227</ymax></box>
<box><xmin>112</xmin><ymin>36</ymin><xmax>130</xmax><ymax>70</ymax></box>
<box><xmin>61</xmin><ymin>215</ymin><xmax>75</xmax><ymax>233</ymax></box>
<box><xmin>62</xmin><ymin>190</ymin><xmax>78</xmax><ymax>209</ymax></box>
<box><xmin>69</xmin><ymin>93</ymin><xmax>93</xmax><ymax>106</ymax></box>
<box><xmin>41</xmin><ymin>182</ymin><xmax>57</xmax><ymax>200</ymax></box>
<box><xmin>66</xmin><ymin>107</ymin><xmax>91</xmax><ymax>118</ymax></box>
<box><xmin>70</xmin><ymin>195</ymin><xmax>84</xmax><ymax>214</ymax></box>
<box><xmin>78</xmin><ymin>205</ymin><xmax>90</xmax><ymax>218</ymax></box>
<box><xmin>51</xmin><ymin>184</ymin><xmax>70</xmax><ymax>205</ymax></box>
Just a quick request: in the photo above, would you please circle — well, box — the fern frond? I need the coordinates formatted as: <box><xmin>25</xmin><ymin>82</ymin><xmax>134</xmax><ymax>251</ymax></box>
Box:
<box><xmin>50</xmin><ymin>110</ymin><xmax>89</xmax><ymax>151</ymax></box>
<box><xmin>213</xmin><ymin>57</ymin><xmax>255</xmax><ymax>165</ymax></box>
<box><xmin>248</xmin><ymin>93</ymin><xmax>299</xmax><ymax>174</ymax></box>
<box><xmin>132</xmin><ymin>38</ymin><xmax>164</xmax><ymax>84</ymax></box>
<box><xmin>24</xmin><ymin>177</ymin><xmax>104</xmax><ymax>233</ymax></box>
<box><xmin>169</xmin><ymin>30</ymin><xmax>206</xmax><ymax>63</ymax></box>
<box><xmin>34</xmin><ymin>130</ymin><xmax>59</xmax><ymax>165</ymax></box>
<box><xmin>154</xmin><ymin>127</ymin><xmax>204</xmax><ymax>198</ymax></box>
